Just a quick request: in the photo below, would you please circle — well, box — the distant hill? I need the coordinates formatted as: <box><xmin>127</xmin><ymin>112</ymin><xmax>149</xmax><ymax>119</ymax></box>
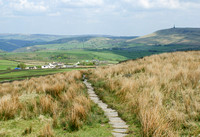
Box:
<box><xmin>47</xmin><ymin>35</ymin><xmax>137</xmax><ymax>44</ymax></box>
<box><xmin>1</xmin><ymin>28</ymin><xmax>200</xmax><ymax>52</ymax></box>
<box><xmin>127</xmin><ymin>28</ymin><xmax>200</xmax><ymax>46</ymax></box>
<box><xmin>0</xmin><ymin>34</ymin><xmax>69</xmax><ymax>52</ymax></box>
<box><xmin>14</xmin><ymin>35</ymin><xmax>137</xmax><ymax>52</ymax></box>
<box><xmin>0</xmin><ymin>39</ymin><xmax>46</xmax><ymax>52</ymax></box>
<box><xmin>0</xmin><ymin>34</ymin><xmax>67</xmax><ymax>42</ymax></box>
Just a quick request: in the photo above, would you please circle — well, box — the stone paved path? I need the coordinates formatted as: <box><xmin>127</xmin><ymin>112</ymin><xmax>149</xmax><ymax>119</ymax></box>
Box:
<box><xmin>83</xmin><ymin>78</ymin><xmax>129</xmax><ymax>137</ymax></box>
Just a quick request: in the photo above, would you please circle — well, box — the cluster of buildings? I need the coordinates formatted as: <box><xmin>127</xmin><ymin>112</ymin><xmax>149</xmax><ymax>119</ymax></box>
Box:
<box><xmin>25</xmin><ymin>62</ymin><xmax>80</xmax><ymax>70</ymax></box>
<box><xmin>22</xmin><ymin>60</ymin><xmax>107</xmax><ymax>70</ymax></box>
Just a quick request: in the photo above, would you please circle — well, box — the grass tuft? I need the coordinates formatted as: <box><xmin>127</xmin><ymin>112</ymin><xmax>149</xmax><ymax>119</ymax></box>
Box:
<box><xmin>39</xmin><ymin>124</ymin><xmax>55</xmax><ymax>137</ymax></box>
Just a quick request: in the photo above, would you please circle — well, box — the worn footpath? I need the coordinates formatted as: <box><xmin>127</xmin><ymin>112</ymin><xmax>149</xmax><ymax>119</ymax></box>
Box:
<box><xmin>83</xmin><ymin>77</ymin><xmax>129</xmax><ymax>137</ymax></box>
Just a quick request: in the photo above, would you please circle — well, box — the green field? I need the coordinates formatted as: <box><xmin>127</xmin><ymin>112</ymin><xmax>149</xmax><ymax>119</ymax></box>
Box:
<box><xmin>0</xmin><ymin>60</ymin><xmax>19</xmax><ymax>70</ymax></box>
<box><xmin>0</xmin><ymin>47</ymin><xmax>198</xmax><ymax>83</ymax></box>
<box><xmin>0</xmin><ymin>49</ymin><xmax>159</xmax><ymax>82</ymax></box>
<box><xmin>0</xmin><ymin>68</ymin><xmax>89</xmax><ymax>82</ymax></box>
<box><xmin>0</xmin><ymin>49</ymin><xmax>164</xmax><ymax>64</ymax></box>
<box><xmin>0</xmin><ymin>50</ymin><xmax>128</xmax><ymax>63</ymax></box>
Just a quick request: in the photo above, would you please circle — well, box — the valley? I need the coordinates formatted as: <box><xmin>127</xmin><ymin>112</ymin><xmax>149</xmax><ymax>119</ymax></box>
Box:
<box><xmin>0</xmin><ymin>28</ymin><xmax>199</xmax><ymax>68</ymax></box>
<box><xmin>0</xmin><ymin>28</ymin><xmax>200</xmax><ymax>136</ymax></box>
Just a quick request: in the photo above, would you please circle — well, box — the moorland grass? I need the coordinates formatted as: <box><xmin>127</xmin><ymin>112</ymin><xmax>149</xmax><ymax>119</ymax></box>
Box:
<box><xmin>88</xmin><ymin>51</ymin><xmax>200</xmax><ymax>136</ymax></box>
<box><xmin>0</xmin><ymin>70</ymin><xmax>112</xmax><ymax>136</ymax></box>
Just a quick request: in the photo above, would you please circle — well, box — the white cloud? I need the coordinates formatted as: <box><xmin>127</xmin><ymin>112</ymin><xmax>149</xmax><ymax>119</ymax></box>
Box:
<box><xmin>139</xmin><ymin>0</ymin><xmax>151</xmax><ymax>8</ymax></box>
<box><xmin>10</xmin><ymin>0</ymin><xmax>48</xmax><ymax>12</ymax></box>
<box><xmin>123</xmin><ymin>0</ymin><xmax>200</xmax><ymax>9</ymax></box>
<box><xmin>60</xmin><ymin>0</ymin><xmax>104</xmax><ymax>7</ymax></box>
<box><xmin>80</xmin><ymin>0</ymin><xmax>104</xmax><ymax>6</ymax></box>
<box><xmin>1</xmin><ymin>0</ymin><xmax>200</xmax><ymax>19</ymax></box>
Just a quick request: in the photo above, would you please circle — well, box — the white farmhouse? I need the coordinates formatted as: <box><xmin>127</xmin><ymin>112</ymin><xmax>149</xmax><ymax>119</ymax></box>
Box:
<box><xmin>42</xmin><ymin>65</ymin><xmax>50</xmax><ymax>69</ymax></box>
<box><xmin>48</xmin><ymin>63</ymin><xmax>56</xmax><ymax>68</ymax></box>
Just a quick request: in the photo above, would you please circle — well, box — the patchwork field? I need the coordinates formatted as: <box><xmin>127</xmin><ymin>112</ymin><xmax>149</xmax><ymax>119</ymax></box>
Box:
<box><xmin>0</xmin><ymin>50</ymin><xmax>128</xmax><ymax>64</ymax></box>
<box><xmin>0</xmin><ymin>48</ymin><xmax>166</xmax><ymax>66</ymax></box>
<box><xmin>0</xmin><ymin>60</ymin><xmax>19</xmax><ymax>70</ymax></box>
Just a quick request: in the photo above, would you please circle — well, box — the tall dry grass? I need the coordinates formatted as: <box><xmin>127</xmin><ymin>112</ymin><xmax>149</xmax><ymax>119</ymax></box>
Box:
<box><xmin>0</xmin><ymin>70</ymin><xmax>91</xmax><ymax>133</ymax></box>
<box><xmin>0</xmin><ymin>95</ymin><xmax>20</xmax><ymax>120</ymax></box>
<box><xmin>89</xmin><ymin>51</ymin><xmax>200</xmax><ymax>136</ymax></box>
<box><xmin>38</xmin><ymin>124</ymin><xmax>55</xmax><ymax>137</ymax></box>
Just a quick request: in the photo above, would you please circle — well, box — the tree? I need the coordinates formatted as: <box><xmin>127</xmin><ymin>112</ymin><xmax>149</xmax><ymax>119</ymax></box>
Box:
<box><xmin>17</xmin><ymin>63</ymin><xmax>26</xmax><ymax>69</ymax></box>
<box><xmin>37</xmin><ymin>66</ymin><xmax>41</xmax><ymax>69</ymax></box>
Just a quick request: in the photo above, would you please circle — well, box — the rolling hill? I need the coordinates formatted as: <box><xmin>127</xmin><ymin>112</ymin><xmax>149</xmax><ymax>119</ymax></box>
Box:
<box><xmin>13</xmin><ymin>28</ymin><xmax>200</xmax><ymax>53</ymax></box>
<box><xmin>0</xmin><ymin>28</ymin><xmax>200</xmax><ymax>64</ymax></box>
<box><xmin>1</xmin><ymin>28</ymin><xmax>200</xmax><ymax>52</ymax></box>
<box><xmin>0</xmin><ymin>34</ymin><xmax>69</xmax><ymax>52</ymax></box>
<box><xmin>0</xmin><ymin>39</ymin><xmax>42</xmax><ymax>52</ymax></box>
<box><xmin>127</xmin><ymin>27</ymin><xmax>200</xmax><ymax>46</ymax></box>
<box><xmin>0</xmin><ymin>34</ymin><xmax>67</xmax><ymax>42</ymax></box>
<box><xmin>13</xmin><ymin>36</ymin><xmax>137</xmax><ymax>52</ymax></box>
<box><xmin>0</xmin><ymin>34</ymin><xmax>137</xmax><ymax>52</ymax></box>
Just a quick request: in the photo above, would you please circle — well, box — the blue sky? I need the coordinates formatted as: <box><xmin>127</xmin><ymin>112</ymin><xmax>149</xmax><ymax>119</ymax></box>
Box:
<box><xmin>0</xmin><ymin>0</ymin><xmax>200</xmax><ymax>36</ymax></box>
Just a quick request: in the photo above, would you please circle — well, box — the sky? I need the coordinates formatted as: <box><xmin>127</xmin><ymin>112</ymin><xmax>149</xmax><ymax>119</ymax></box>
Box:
<box><xmin>0</xmin><ymin>0</ymin><xmax>200</xmax><ymax>36</ymax></box>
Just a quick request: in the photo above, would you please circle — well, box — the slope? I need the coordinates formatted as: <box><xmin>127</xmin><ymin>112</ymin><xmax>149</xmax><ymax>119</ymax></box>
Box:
<box><xmin>0</xmin><ymin>39</ymin><xmax>42</xmax><ymax>52</ymax></box>
<box><xmin>88</xmin><ymin>51</ymin><xmax>200</xmax><ymax>136</ymax></box>
<box><xmin>14</xmin><ymin>36</ymin><xmax>137</xmax><ymax>52</ymax></box>
<box><xmin>127</xmin><ymin>28</ymin><xmax>200</xmax><ymax>46</ymax></box>
<box><xmin>0</xmin><ymin>34</ymin><xmax>69</xmax><ymax>52</ymax></box>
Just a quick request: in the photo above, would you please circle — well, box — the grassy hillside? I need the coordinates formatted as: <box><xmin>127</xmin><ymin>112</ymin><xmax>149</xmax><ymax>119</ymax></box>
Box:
<box><xmin>0</xmin><ymin>39</ymin><xmax>46</xmax><ymax>52</ymax></box>
<box><xmin>15</xmin><ymin>38</ymin><xmax>113</xmax><ymax>52</ymax></box>
<box><xmin>0</xmin><ymin>71</ymin><xmax>112</xmax><ymax>136</ymax></box>
<box><xmin>0</xmin><ymin>34</ymin><xmax>136</xmax><ymax>52</ymax></box>
<box><xmin>0</xmin><ymin>51</ymin><xmax>199</xmax><ymax>136</ymax></box>
<box><xmin>1</xmin><ymin>28</ymin><xmax>200</xmax><ymax>55</ymax></box>
<box><xmin>0</xmin><ymin>50</ymin><xmax>129</xmax><ymax>63</ymax></box>
<box><xmin>0</xmin><ymin>34</ymin><xmax>71</xmax><ymax>52</ymax></box>
<box><xmin>127</xmin><ymin>28</ymin><xmax>200</xmax><ymax>46</ymax></box>
<box><xmin>1</xmin><ymin>28</ymin><xmax>200</xmax><ymax>67</ymax></box>
<box><xmin>14</xmin><ymin>28</ymin><xmax>200</xmax><ymax>56</ymax></box>
<box><xmin>14</xmin><ymin>36</ymin><xmax>135</xmax><ymax>52</ymax></box>
<box><xmin>87</xmin><ymin>51</ymin><xmax>200</xmax><ymax>136</ymax></box>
